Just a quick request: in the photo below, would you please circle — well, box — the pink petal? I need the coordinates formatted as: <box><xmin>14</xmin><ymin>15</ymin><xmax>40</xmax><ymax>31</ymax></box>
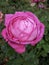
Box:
<box><xmin>28</xmin><ymin>28</ymin><xmax>37</xmax><ymax>41</ymax></box>
<box><xmin>31</xmin><ymin>23</ymin><xmax>45</xmax><ymax>46</ymax></box>
<box><xmin>5</xmin><ymin>14</ymin><xmax>13</xmax><ymax>27</ymax></box>
<box><xmin>15</xmin><ymin>12</ymin><xmax>27</xmax><ymax>16</ymax></box>
<box><xmin>21</xmin><ymin>41</ymin><xmax>30</xmax><ymax>44</ymax></box>
<box><xmin>10</xmin><ymin>12</ymin><xmax>28</xmax><ymax>20</ymax></box>
<box><xmin>1</xmin><ymin>28</ymin><xmax>8</xmax><ymax>41</ymax></box>
<box><xmin>26</xmin><ymin>11</ymin><xmax>40</xmax><ymax>24</ymax></box>
<box><xmin>8</xmin><ymin>42</ymin><xmax>26</xmax><ymax>54</ymax></box>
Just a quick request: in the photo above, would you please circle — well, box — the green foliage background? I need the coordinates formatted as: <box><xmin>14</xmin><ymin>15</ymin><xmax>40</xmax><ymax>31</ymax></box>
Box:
<box><xmin>0</xmin><ymin>0</ymin><xmax>49</xmax><ymax>65</ymax></box>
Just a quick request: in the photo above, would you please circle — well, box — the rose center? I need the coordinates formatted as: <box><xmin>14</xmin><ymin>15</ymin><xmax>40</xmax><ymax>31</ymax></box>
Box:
<box><xmin>19</xmin><ymin>17</ymin><xmax>36</xmax><ymax>34</ymax></box>
<box><xmin>10</xmin><ymin>17</ymin><xmax>37</xmax><ymax>41</ymax></box>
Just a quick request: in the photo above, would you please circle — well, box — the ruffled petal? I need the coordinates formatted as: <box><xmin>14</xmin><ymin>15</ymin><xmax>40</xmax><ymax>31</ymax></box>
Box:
<box><xmin>21</xmin><ymin>42</ymin><xmax>30</xmax><ymax>44</ymax></box>
<box><xmin>1</xmin><ymin>28</ymin><xmax>8</xmax><ymax>41</ymax></box>
<box><xmin>8</xmin><ymin>42</ymin><xmax>26</xmax><ymax>54</ymax></box>
<box><xmin>5</xmin><ymin>14</ymin><xmax>13</xmax><ymax>27</ymax></box>
<box><xmin>31</xmin><ymin>23</ymin><xmax>45</xmax><ymax>46</ymax></box>
<box><xmin>15</xmin><ymin>12</ymin><xmax>28</xmax><ymax>17</ymax></box>
<box><xmin>26</xmin><ymin>11</ymin><xmax>40</xmax><ymax>24</ymax></box>
<box><xmin>9</xmin><ymin>12</ymin><xmax>28</xmax><ymax>20</ymax></box>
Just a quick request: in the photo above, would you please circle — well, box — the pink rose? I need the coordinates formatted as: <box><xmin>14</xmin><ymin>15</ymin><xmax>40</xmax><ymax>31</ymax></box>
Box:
<box><xmin>1</xmin><ymin>11</ymin><xmax>45</xmax><ymax>54</ymax></box>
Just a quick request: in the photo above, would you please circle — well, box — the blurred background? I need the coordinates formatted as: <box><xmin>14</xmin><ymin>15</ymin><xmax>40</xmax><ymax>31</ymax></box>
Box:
<box><xmin>0</xmin><ymin>0</ymin><xmax>49</xmax><ymax>65</ymax></box>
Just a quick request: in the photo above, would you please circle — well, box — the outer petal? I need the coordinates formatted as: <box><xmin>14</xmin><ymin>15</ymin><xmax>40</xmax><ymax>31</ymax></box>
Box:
<box><xmin>31</xmin><ymin>23</ymin><xmax>45</xmax><ymax>46</ymax></box>
<box><xmin>26</xmin><ymin>11</ymin><xmax>41</xmax><ymax>24</ymax></box>
<box><xmin>8</xmin><ymin>42</ymin><xmax>26</xmax><ymax>54</ymax></box>
<box><xmin>9</xmin><ymin>12</ymin><xmax>28</xmax><ymax>21</ymax></box>
<box><xmin>5</xmin><ymin>14</ymin><xmax>13</xmax><ymax>27</ymax></box>
<box><xmin>26</xmin><ymin>11</ymin><xmax>41</xmax><ymax>37</ymax></box>
<box><xmin>15</xmin><ymin>12</ymin><xmax>28</xmax><ymax>17</ymax></box>
<box><xmin>1</xmin><ymin>28</ymin><xmax>8</xmax><ymax>41</ymax></box>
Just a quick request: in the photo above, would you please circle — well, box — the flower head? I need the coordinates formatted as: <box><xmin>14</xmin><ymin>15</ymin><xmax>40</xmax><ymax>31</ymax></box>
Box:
<box><xmin>1</xmin><ymin>11</ymin><xmax>45</xmax><ymax>54</ymax></box>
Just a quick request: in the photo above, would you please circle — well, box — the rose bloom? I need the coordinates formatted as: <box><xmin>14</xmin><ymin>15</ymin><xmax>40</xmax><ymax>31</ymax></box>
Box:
<box><xmin>1</xmin><ymin>12</ymin><xmax>45</xmax><ymax>54</ymax></box>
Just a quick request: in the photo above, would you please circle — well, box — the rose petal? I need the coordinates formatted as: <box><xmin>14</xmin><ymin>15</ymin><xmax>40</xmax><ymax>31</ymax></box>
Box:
<box><xmin>15</xmin><ymin>12</ymin><xmax>27</xmax><ymax>16</ymax></box>
<box><xmin>26</xmin><ymin>11</ymin><xmax>40</xmax><ymax>24</ymax></box>
<box><xmin>28</xmin><ymin>28</ymin><xmax>37</xmax><ymax>41</ymax></box>
<box><xmin>5</xmin><ymin>14</ymin><xmax>13</xmax><ymax>27</ymax></box>
<box><xmin>31</xmin><ymin>23</ymin><xmax>45</xmax><ymax>46</ymax></box>
<box><xmin>8</xmin><ymin>42</ymin><xmax>26</xmax><ymax>54</ymax></box>
<box><xmin>1</xmin><ymin>28</ymin><xmax>8</xmax><ymax>41</ymax></box>
<box><xmin>21</xmin><ymin>41</ymin><xmax>30</xmax><ymax>44</ymax></box>
<box><xmin>9</xmin><ymin>12</ymin><xmax>28</xmax><ymax>20</ymax></box>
